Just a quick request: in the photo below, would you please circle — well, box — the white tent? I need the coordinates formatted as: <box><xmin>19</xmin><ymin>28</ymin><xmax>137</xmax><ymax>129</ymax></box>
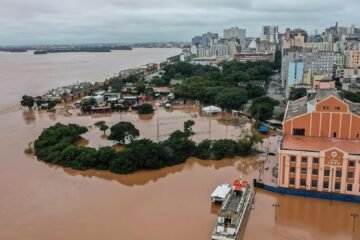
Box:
<box><xmin>202</xmin><ymin>105</ymin><xmax>221</xmax><ymax>114</ymax></box>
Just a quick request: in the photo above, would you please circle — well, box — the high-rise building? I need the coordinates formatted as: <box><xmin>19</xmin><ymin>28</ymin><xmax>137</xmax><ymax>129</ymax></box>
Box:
<box><xmin>282</xmin><ymin>50</ymin><xmax>338</xmax><ymax>95</ymax></box>
<box><xmin>345</xmin><ymin>50</ymin><xmax>360</xmax><ymax>68</ymax></box>
<box><xmin>191</xmin><ymin>32</ymin><xmax>219</xmax><ymax>57</ymax></box>
<box><xmin>278</xmin><ymin>88</ymin><xmax>360</xmax><ymax>197</ymax></box>
<box><xmin>282</xmin><ymin>28</ymin><xmax>308</xmax><ymax>49</ymax></box>
<box><xmin>261</xmin><ymin>26</ymin><xmax>279</xmax><ymax>44</ymax></box>
<box><xmin>223</xmin><ymin>27</ymin><xmax>246</xmax><ymax>49</ymax></box>
<box><xmin>287</xmin><ymin>61</ymin><xmax>304</xmax><ymax>87</ymax></box>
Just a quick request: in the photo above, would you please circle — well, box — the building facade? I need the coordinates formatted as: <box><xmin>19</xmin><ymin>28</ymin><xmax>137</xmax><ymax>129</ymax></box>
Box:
<box><xmin>223</xmin><ymin>27</ymin><xmax>246</xmax><ymax>49</ymax></box>
<box><xmin>278</xmin><ymin>89</ymin><xmax>360</xmax><ymax>197</ymax></box>
<box><xmin>234</xmin><ymin>52</ymin><xmax>274</xmax><ymax>63</ymax></box>
<box><xmin>261</xmin><ymin>25</ymin><xmax>279</xmax><ymax>44</ymax></box>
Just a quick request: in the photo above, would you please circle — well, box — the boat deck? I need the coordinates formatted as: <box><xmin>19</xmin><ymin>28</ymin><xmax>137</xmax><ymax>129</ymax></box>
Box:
<box><xmin>222</xmin><ymin>193</ymin><xmax>242</xmax><ymax>213</ymax></box>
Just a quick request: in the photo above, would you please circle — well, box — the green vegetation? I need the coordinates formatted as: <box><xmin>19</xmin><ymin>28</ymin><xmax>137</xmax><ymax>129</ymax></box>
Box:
<box><xmin>289</xmin><ymin>87</ymin><xmax>307</xmax><ymax>100</ymax></box>
<box><xmin>250</xmin><ymin>96</ymin><xmax>279</xmax><ymax>121</ymax></box>
<box><xmin>137</xmin><ymin>103</ymin><xmax>155</xmax><ymax>114</ymax></box>
<box><xmin>21</xmin><ymin>95</ymin><xmax>35</xmax><ymax>109</ymax></box>
<box><xmin>100</xmin><ymin>124</ymin><xmax>109</xmax><ymax>135</ymax></box>
<box><xmin>108</xmin><ymin>122</ymin><xmax>140</xmax><ymax>144</ymax></box>
<box><xmin>94</xmin><ymin>121</ymin><xmax>106</xmax><ymax>127</ymax></box>
<box><xmin>215</xmin><ymin>88</ymin><xmax>248</xmax><ymax>110</ymax></box>
<box><xmin>81</xmin><ymin>97</ymin><xmax>97</xmax><ymax>107</ymax></box>
<box><xmin>33</xmin><ymin>121</ymin><xmax>260</xmax><ymax>174</ymax></box>
<box><xmin>24</xmin><ymin>142</ymin><xmax>34</xmax><ymax>155</ymax></box>
<box><xmin>343</xmin><ymin>90</ymin><xmax>360</xmax><ymax>103</ymax></box>
<box><xmin>194</xmin><ymin>135</ymin><xmax>260</xmax><ymax>160</ymax></box>
<box><xmin>164</xmin><ymin>61</ymin><xmax>278</xmax><ymax>111</ymax></box>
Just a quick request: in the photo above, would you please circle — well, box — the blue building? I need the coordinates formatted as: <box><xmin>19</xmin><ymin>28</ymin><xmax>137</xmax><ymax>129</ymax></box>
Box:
<box><xmin>287</xmin><ymin>61</ymin><xmax>304</xmax><ymax>87</ymax></box>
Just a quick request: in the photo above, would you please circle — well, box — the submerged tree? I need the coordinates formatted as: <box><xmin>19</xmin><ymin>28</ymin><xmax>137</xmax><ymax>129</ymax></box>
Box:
<box><xmin>21</xmin><ymin>95</ymin><xmax>35</xmax><ymax>109</ymax></box>
<box><xmin>108</xmin><ymin>122</ymin><xmax>140</xmax><ymax>145</ymax></box>
<box><xmin>100</xmin><ymin>124</ymin><xmax>109</xmax><ymax>135</ymax></box>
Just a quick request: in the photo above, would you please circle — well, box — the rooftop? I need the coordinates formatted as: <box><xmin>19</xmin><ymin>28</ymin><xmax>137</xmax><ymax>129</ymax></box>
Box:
<box><xmin>285</xmin><ymin>88</ymin><xmax>360</xmax><ymax>120</ymax></box>
<box><xmin>285</xmin><ymin>96</ymin><xmax>307</xmax><ymax>120</ymax></box>
<box><xmin>282</xmin><ymin>135</ymin><xmax>360</xmax><ymax>155</ymax></box>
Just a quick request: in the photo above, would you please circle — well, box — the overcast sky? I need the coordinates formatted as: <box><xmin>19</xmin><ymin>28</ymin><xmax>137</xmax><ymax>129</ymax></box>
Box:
<box><xmin>1</xmin><ymin>0</ymin><xmax>360</xmax><ymax>45</ymax></box>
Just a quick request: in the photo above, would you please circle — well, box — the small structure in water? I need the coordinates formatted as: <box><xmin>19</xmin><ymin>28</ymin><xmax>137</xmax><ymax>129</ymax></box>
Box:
<box><xmin>211</xmin><ymin>184</ymin><xmax>232</xmax><ymax>203</ymax></box>
<box><xmin>212</xmin><ymin>179</ymin><xmax>253</xmax><ymax>240</ymax></box>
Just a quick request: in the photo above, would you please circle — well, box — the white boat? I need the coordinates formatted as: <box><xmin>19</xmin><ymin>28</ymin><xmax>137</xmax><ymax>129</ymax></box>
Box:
<box><xmin>211</xmin><ymin>179</ymin><xmax>253</xmax><ymax>240</ymax></box>
<box><xmin>211</xmin><ymin>184</ymin><xmax>232</xmax><ymax>203</ymax></box>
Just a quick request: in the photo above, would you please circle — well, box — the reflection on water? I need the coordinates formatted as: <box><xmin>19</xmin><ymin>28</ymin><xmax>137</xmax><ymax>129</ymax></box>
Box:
<box><xmin>59</xmin><ymin>157</ymin><xmax>259</xmax><ymax>187</ymax></box>
<box><xmin>21</xmin><ymin>110</ymin><xmax>36</xmax><ymax>124</ymax></box>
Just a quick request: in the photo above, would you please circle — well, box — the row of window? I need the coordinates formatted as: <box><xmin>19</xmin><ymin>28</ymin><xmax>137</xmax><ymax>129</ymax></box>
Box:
<box><xmin>290</xmin><ymin>156</ymin><xmax>319</xmax><ymax>164</ymax></box>
<box><xmin>290</xmin><ymin>167</ymin><xmax>355</xmax><ymax>178</ymax></box>
<box><xmin>322</xmin><ymin>106</ymin><xmax>341</xmax><ymax>111</ymax></box>
<box><xmin>289</xmin><ymin>155</ymin><xmax>356</xmax><ymax>167</ymax></box>
<box><xmin>289</xmin><ymin>178</ymin><xmax>356</xmax><ymax>192</ymax></box>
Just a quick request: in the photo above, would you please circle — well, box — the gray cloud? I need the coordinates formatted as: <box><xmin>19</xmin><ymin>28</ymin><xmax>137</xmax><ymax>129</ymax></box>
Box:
<box><xmin>0</xmin><ymin>0</ymin><xmax>359</xmax><ymax>45</ymax></box>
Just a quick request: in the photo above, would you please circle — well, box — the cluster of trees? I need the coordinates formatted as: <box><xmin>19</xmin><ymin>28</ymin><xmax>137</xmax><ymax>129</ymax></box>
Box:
<box><xmin>156</xmin><ymin>61</ymin><xmax>274</xmax><ymax>88</ymax></box>
<box><xmin>166</xmin><ymin>61</ymin><xmax>275</xmax><ymax>110</ymax></box>
<box><xmin>33</xmin><ymin>120</ymin><xmax>259</xmax><ymax>174</ymax></box>
<box><xmin>94</xmin><ymin>121</ymin><xmax>109</xmax><ymax>135</ymax></box>
<box><xmin>21</xmin><ymin>95</ymin><xmax>58</xmax><ymax>110</ymax></box>
<box><xmin>21</xmin><ymin>95</ymin><xmax>35</xmax><ymax>109</ymax></box>
<box><xmin>173</xmin><ymin>76</ymin><xmax>263</xmax><ymax>110</ymax></box>
<box><xmin>136</xmin><ymin>103</ymin><xmax>154</xmax><ymax>114</ymax></box>
<box><xmin>289</xmin><ymin>88</ymin><xmax>307</xmax><ymax>101</ymax></box>
<box><xmin>195</xmin><ymin>135</ymin><xmax>259</xmax><ymax>160</ymax></box>
<box><xmin>250</xmin><ymin>96</ymin><xmax>280</xmax><ymax>121</ymax></box>
<box><xmin>343</xmin><ymin>90</ymin><xmax>360</xmax><ymax>103</ymax></box>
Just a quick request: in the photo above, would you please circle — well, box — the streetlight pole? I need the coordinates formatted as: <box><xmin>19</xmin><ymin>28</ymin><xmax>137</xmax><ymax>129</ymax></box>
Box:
<box><xmin>272</xmin><ymin>202</ymin><xmax>280</xmax><ymax>223</ymax></box>
<box><xmin>330</xmin><ymin>168</ymin><xmax>334</xmax><ymax>206</ymax></box>
<box><xmin>350</xmin><ymin>213</ymin><xmax>359</xmax><ymax>233</ymax></box>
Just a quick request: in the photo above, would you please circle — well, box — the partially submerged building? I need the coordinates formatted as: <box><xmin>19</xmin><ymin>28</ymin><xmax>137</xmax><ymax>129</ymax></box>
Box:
<box><xmin>278</xmin><ymin>88</ymin><xmax>360</xmax><ymax>197</ymax></box>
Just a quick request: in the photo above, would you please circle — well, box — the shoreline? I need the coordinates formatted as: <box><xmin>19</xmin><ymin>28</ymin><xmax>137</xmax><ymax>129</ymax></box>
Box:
<box><xmin>0</xmin><ymin>48</ymin><xmax>182</xmax><ymax>115</ymax></box>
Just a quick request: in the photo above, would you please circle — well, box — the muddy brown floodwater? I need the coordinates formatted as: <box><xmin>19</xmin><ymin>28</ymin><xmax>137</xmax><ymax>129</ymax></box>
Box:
<box><xmin>0</xmin><ymin>107</ymin><xmax>359</xmax><ymax>240</ymax></box>
<box><xmin>0</xmin><ymin>50</ymin><xmax>359</xmax><ymax>240</ymax></box>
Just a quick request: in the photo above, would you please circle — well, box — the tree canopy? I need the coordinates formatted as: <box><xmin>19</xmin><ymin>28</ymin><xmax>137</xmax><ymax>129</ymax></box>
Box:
<box><xmin>215</xmin><ymin>88</ymin><xmax>248</xmax><ymax>110</ymax></box>
<box><xmin>33</xmin><ymin>121</ymin><xmax>259</xmax><ymax>174</ymax></box>
<box><xmin>289</xmin><ymin>87</ymin><xmax>307</xmax><ymax>101</ymax></box>
<box><xmin>137</xmin><ymin>103</ymin><xmax>154</xmax><ymax>114</ymax></box>
<box><xmin>250</xmin><ymin>96</ymin><xmax>279</xmax><ymax>121</ymax></box>
<box><xmin>21</xmin><ymin>95</ymin><xmax>35</xmax><ymax>109</ymax></box>
<box><xmin>108</xmin><ymin>122</ymin><xmax>140</xmax><ymax>145</ymax></box>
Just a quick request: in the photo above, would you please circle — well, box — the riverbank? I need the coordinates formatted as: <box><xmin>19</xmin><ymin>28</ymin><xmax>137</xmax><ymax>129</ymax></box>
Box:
<box><xmin>0</xmin><ymin>48</ymin><xmax>182</xmax><ymax>114</ymax></box>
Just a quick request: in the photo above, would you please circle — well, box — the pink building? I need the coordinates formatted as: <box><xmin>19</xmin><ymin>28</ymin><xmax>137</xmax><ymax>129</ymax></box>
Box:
<box><xmin>314</xmin><ymin>80</ymin><xmax>336</xmax><ymax>89</ymax></box>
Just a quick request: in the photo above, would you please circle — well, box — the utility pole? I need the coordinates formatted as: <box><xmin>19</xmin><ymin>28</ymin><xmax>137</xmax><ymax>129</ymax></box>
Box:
<box><xmin>208</xmin><ymin>118</ymin><xmax>211</xmax><ymax>140</ymax></box>
<box><xmin>272</xmin><ymin>202</ymin><xmax>280</xmax><ymax>223</ymax></box>
<box><xmin>157</xmin><ymin>107</ymin><xmax>160</xmax><ymax>141</ymax></box>
<box><xmin>330</xmin><ymin>168</ymin><xmax>334</xmax><ymax>206</ymax></box>
<box><xmin>225</xmin><ymin>109</ymin><xmax>228</xmax><ymax>138</ymax></box>
<box><xmin>350</xmin><ymin>213</ymin><xmax>359</xmax><ymax>233</ymax></box>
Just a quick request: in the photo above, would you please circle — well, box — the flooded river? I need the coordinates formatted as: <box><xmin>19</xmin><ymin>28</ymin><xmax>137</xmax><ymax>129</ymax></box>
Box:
<box><xmin>0</xmin><ymin>50</ymin><xmax>359</xmax><ymax>240</ymax></box>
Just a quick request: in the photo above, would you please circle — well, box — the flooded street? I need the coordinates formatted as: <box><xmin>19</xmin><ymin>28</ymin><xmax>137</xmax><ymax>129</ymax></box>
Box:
<box><xmin>0</xmin><ymin>51</ymin><xmax>359</xmax><ymax>240</ymax></box>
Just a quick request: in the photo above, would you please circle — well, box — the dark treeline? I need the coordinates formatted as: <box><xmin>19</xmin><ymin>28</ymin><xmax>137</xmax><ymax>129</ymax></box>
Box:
<box><xmin>33</xmin><ymin>122</ymin><xmax>260</xmax><ymax>174</ymax></box>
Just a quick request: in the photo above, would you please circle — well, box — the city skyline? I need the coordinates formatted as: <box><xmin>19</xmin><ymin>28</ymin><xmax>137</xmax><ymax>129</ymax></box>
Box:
<box><xmin>1</xmin><ymin>0</ymin><xmax>360</xmax><ymax>45</ymax></box>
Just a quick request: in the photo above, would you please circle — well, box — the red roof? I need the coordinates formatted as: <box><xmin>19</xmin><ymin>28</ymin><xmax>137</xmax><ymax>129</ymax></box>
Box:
<box><xmin>232</xmin><ymin>179</ymin><xmax>248</xmax><ymax>191</ymax></box>
<box><xmin>282</xmin><ymin>135</ymin><xmax>360</xmax><ymax>154</ymax></box>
